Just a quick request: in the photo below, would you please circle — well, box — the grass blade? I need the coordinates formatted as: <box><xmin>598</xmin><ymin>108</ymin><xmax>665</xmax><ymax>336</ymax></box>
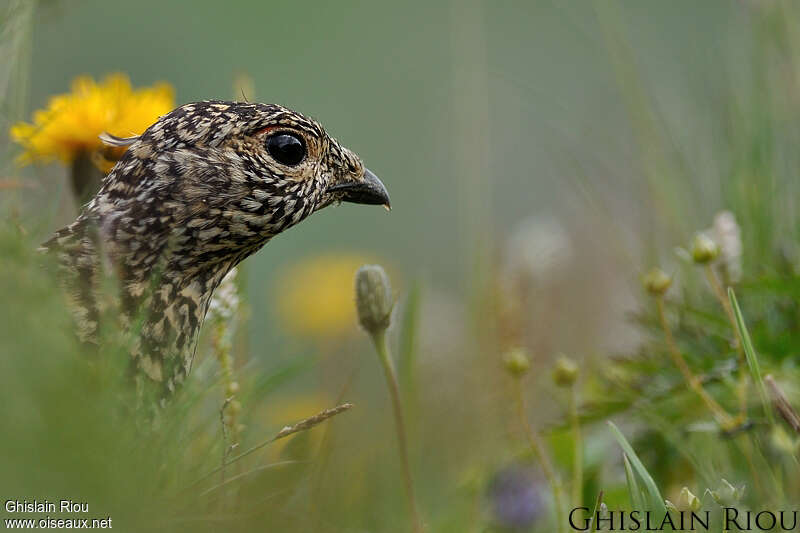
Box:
<box><xmin>398</xmin><ymin>280</ymin><xmax>422</xmax><ymax>394</ymax></box>
<box><xmin>623</xmin><ymin>454</ymin><xmax>644</xmax><ymax>511</ymax></box>
<box><xmin>607</xmin><ymin>421</ymin><xmax>666</xmax><ymax>513</ymax></box>
<box><xmin>728</xmin><ymin>288</ymin><xmax>775</xmax><ymax>425</ymax></box>
<box><xmin>589</xmin><ymin>490</ymin><xmax>604</xmax><ymax>533</ymax></box>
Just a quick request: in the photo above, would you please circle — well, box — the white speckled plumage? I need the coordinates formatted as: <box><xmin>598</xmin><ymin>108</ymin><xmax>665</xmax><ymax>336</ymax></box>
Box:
<box><xmin>44</xmin><ymin>101</ymin><xmax>389</xmax><ymax>397</ymax></box>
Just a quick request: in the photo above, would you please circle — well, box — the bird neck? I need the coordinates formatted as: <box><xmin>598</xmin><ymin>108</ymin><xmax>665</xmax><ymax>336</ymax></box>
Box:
<box><xmin>63</xmin><ymin>190</ymin><xmax>269</xmax><ymax>395</ymax></box>
<box><xmin>125</xmin><ymin>253</ymin><xmax>238</xmax><ymax>394</ymax></box>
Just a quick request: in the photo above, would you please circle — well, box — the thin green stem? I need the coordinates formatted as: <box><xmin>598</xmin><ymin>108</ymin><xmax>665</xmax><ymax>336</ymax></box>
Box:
<box><xmin>655</xmin><ymin>296</ymin><xmax>735</xmax><ymax>429</ymax></box>
<box><xmin>213</xmin><ymin>321</ymin><xmax>239</xmax><ymax>484</ymax></box>
<box><xmin>735</xmin><ymin>434</ymin><xmax>765</xmax><ymax>499</ymax></box>
<box><xmin>513</xmin><ymin>379</ymin><xmax>566</xmax><ymax>533</ymax></box>
<box><xmin>372</xmin><ymin>330</ymin><xmax>424</xmax><ymax>533</ymax></box>
<box><xmin>704</xmin><ymin>264</ymin><xmax>735</xmax><ymax>325</ymax></box>
<box><xmin>569</xmin><ymin>384</ymin><xmax>583</xmax><ymax>507</ymax></box>
<box><xmin>704</xmin><ymin>264</ymin><xmax>748</xmax><ymax>419</ymax></box>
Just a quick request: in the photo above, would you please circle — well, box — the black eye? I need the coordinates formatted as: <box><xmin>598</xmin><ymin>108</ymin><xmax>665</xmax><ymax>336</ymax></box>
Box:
<box><xmin>266</xmin><ymin>132</ymin><xmax>306</xmax><ymax>166</ymax></box>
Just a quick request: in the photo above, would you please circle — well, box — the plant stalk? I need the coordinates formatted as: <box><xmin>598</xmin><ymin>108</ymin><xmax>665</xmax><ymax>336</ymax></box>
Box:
<box><xmin>704</xmin><ymin>264</ymin><xmax>748</xmax><ymax>418</ymax></box>
<box><xmin>213</xmin><ymin>321</ymin><xmax>240</xmax><ymax>484</ymax></box>
<box><xmin>513</xmin><ymin>379</ymin><xmax>566</xmax><ymax>533</ymax></box>
<box><xmin>569</xmin><ymin>384</ymin><xmax>583</xmax><ymax>506</ymax></box>
<box><xmin>372</xmin><ymin>330</ymin><xmax>424</xmax><ymax>533</ymax></box>
<box><xmin>656</xmin><ymin>296</ymin><xmax>735</xmax><ymax>429</ymax></box>
<box><xmin>70</xmin><ymin>151</ymin><xmax>105</xmax><ymax>206</ymax></box>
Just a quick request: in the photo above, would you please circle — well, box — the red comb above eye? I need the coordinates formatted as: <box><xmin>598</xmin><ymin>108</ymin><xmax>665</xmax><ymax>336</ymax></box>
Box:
<box><xmin>255</xmin><ymin>126</ymin><xmax>281</xmax><ymax>136</ymax></box>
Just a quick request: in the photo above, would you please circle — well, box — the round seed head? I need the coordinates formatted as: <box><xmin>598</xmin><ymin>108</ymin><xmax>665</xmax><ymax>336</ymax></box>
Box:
<box><xmin>691</xmin><ymin>233</ymin><xmax>720</xmax><ymax>264</ymax></box>
<box><xmin>226</xmin><ymin>381</ymin><xmax>240</xmax><ymax>396</ymax></box>
<box><xmin>228</xmin><ymin>400</ymin><xmax>242</xmax><ymax>416</ymax></box>
<box><xmin>354</xmin><ymin>265</ymin><xmax>394</xmax><ymax>335</ymax></box>
<box><xmin>503</xmin><ymin>348</ymin><xmax>531</xmax><ymax>378</ymax></box>
<box><xmin>552</xmin><ymin>355</ymin><xmax>579</xmax><ymax>387</ymax></box>
<box><xmin>643</xmin><ymin>268</ymin><xmax>672</xmax><ymax>295</ymax></box>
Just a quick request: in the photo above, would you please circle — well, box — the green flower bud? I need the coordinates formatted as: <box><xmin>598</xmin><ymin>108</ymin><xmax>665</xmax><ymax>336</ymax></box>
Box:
<box><xmin>354</xmin><ymin>265</ymin><xmax>394</xmax><ymax>335</ymax></box>
<box><xmin>709</xmin><ymin>479</ymin><xmax>744</xmax><ymax>506</ymax></box>
<box><xmin>552</xmin><ymin>354</ymin><xmax>579</xmax><ymax>387</ymax></box>
<box><xmin>679</xmin><ymin>487</ymin><xmax>701</xmax><ymax>512</ymax></box>
<box><xmin>691</xmin><ymin>233</ymin><xmax>720</xmax><ymax>264</ymax></box>
<box><xmin>599</xmin><ymin>503</ymin><xmax>609</xmax><ymax>520</ymax></box>
<box><xmin>226</xmin><ymin>381</ymin><xmax>240</xmax><ymax>397</ymax></box>
<box><xmin>503</xmin><ymin>348</ymin><xmax>530</xmax><ymax>378</ymax></box>
<box><xmin>643</xmin><ymin>268</ymin><xmax>672</xmax><ymax>295</ymax></box>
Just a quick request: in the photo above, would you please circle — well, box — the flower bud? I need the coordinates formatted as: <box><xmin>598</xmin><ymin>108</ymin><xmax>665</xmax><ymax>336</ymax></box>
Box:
<box><xmin>226</xmin><ymin>381</ymin><xmax>240</xmax><ymax>397</ymax></box>
<box><xmin>691</xmin><ymin>233</ymin><xmax>720</xmax><ymax>264</ymax></box>
<box><xmin>354</xmin><ymin>265</ymin><xmax>394</xmax><ymax>335</ymax></box>
<box><xmin>599</xmin><ymin>503</ymin><xmax>609</xmax><ymax>520</ymax></box>
<box><xmin>710</xmin><ymin>479</ymin><xmax>744</xmax><ymax>506</ymax></box>
<box><xmin>503</xmin><ymin>348</ymin><xmax>530</xmax><ymax>378</ymax></box>
<box><xmin>552</xmin><ymin>355</ymin><xmax>578</xmax><ymax>387</ymax></box>
<box><xmin>643</xmin><ymin>268</ymin><xmax>672</xmax><ymax>295</ymax></box>
<box><xmin>679</xmin><ymin>487</ymin><xmax>701</xmax><ymax>511</ymax></box>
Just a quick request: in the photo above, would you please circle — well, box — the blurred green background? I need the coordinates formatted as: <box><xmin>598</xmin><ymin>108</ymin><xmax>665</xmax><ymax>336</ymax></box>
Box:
<box><xmin>3</xmin><ymin>1</ymin><xmax>799</xmax><ymax>532</ymax></box>
<box><xmin>18</xmin><ymin>0</ymin><xmax>755</xmax><ymax>358</ymax></box>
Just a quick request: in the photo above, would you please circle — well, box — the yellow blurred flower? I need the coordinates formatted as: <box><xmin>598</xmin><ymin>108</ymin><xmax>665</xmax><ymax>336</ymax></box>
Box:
<box><xmin>275</xmin><ymin>253</ymin><xmax>383</xmax><ymax>339</ymax></box>
<box><xmin>10</xmin><ymin>73</ymin><xmax>174</xmax><ymax>171</ymax></box>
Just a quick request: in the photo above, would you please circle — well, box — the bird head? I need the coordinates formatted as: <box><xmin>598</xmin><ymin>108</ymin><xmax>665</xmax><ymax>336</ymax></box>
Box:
<box><xmin>47</xmin><ymin>101</ymin><xmax>392</xmax><ymax>389</ymax></box>
<box><xmin>97</xmin><ymin>101</ymin><xmax>389</xmax><ymax>264</ymax></box>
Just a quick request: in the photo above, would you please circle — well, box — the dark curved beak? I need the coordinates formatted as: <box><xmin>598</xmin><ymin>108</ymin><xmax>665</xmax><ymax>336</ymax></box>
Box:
<box><xmin>328</xmin><ymin>168</ymin><xmax>391</xmax><ymax>210</ymax></box>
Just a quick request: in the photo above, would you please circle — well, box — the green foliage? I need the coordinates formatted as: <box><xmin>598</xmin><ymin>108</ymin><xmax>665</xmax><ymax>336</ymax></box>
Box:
<box><xmin>608</xmin><ymin>422</ymin><xmax>665</xmax><ymax>514</ymax></box>
<box><xmin>5</xmin><ymin>2</ymin><xmax>800</xmax><ymax>532</ymax></box>
<box><xmin>729</xmin><ymin>288</ymin><xmax>774</xmax><ymax>426</ymax></box>
<box><xmin>0</xmin><ymin>224</ymin><xmax>345</xmax><ymax>532</ymax></box>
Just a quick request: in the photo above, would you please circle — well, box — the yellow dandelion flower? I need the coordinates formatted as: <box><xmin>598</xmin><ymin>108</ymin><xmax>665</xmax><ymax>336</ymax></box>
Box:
<box><xmin>9</xmin><ymin>73</ymin><xmax>174</xmax><ymax>169</ymax></box>
<box><xmin>275</xmin><ymin>253</ymin><xmax>388</xmax><ymax>339</ymax></box>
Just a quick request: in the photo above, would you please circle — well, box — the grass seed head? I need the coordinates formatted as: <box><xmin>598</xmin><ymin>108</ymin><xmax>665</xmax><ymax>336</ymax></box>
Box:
<box><xmin>503</xmin><ymin>348</ymin><xmax>531</xmax><ymax>378</ymax></box>
<box><xmin>691</xmin><ymin>233</ymin><xmax>720</xmax><ymax>264</ymax></box>
<box><xmin>643</xmin><ymin>268</ymin><xmax>672</xmax><ymax>295</ymax></box>
<box><xmin>354</xmin><ymin>264</ymin><xmax>394</xmax><ymax>336</ymax></box>
<box><xmin>552</xmin><ymin>354</ymin><xmax>579</xmax><ymax>387</ymax></box>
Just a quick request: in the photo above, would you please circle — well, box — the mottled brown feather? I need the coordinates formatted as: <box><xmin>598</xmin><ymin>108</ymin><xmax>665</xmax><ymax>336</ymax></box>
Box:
<box><xmin>45</xmin><ymin>101</ymin><xmax>377</xmax><ymax>396</ymax></box>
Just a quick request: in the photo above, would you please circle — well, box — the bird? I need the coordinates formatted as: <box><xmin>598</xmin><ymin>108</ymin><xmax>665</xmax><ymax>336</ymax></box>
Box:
<box><xmin>43</xmin><ymin>100</ymin><xmax>390</xmax><ymax>397</ymax></box>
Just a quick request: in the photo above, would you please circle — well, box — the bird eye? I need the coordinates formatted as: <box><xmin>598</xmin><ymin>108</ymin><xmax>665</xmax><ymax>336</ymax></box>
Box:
<box><xmin>266</xmin><ymin>132</ymin><xmax>306</xmax><ymax>166</ymax></box>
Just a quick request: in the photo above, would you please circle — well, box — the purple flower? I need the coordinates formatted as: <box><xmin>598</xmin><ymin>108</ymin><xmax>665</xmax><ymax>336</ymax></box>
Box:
<box><xmin>488</xmin><ymin>465</ymin><xmax>545</xmax><ymax>530</ymax></box>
